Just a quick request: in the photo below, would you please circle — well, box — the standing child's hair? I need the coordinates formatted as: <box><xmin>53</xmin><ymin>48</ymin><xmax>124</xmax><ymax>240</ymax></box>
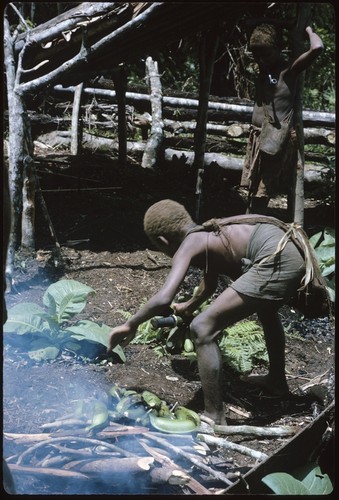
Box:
<box><xmin>249</xmin><ymin>23</ymin><xmax>281</xmax><ymax>49</ymax></box>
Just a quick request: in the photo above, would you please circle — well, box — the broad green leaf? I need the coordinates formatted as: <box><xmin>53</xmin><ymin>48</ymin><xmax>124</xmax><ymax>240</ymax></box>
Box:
<box><xmin>3</xmin><ymin>303</ymin><xmax>49</xmax><ymax>335</ymax></box>
<box><xmin>28</xmin><ymin>338</ymin><xmax>60</xmax><ymax>361</ymax></box>
<box><xmin>65</xmin><ymin>320</ymin><xmax>126</xmax><ymax>362</ymax></box>
<box><xmin>309</xmin><ymin>231</ymin><xmax>324</xmax><ymax>248</ymax></box>
<box><xmin>309</xmin><ymin>229</ymin><xmax>335</xmax><ymax>250</ymax></box>
<box><xmin>65</xmin><ymin>320</ymin><xmax>112</xmax><ymax>345</ymax></box>
<box><xmin>301</xmin><ymin>466</ymin><xmax>333</xmax><ymax>495</ymax></box>
<box><xmin>5</xmin><ymin>303</ymin><xmax>45</xmax><ymax>315</ymax></box>
<box><xmin>43</xmin><ymin>280</ymin><xmax>95</xmax><ymax>322</ymax></box>
<box><xmin>262</xmin><ymin>472</ymin><xmax>310</xmax><ymax>494</ymax></box>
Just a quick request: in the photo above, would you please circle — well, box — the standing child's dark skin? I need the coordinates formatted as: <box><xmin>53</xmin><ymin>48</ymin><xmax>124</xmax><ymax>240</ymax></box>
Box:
<box><xmin>108</xmin><ymin>200</ymin><xmax>307</xmax><ymax>425</ymax></box>
<box><xmin>241</xmin><ymin>24</ymin><xmax>324</xmax><ymax>213</ymax></box>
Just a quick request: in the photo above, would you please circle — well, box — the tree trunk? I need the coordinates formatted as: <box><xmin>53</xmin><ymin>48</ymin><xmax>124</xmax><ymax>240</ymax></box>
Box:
<box><xmin>4</xmin><ymin>10</ymin><xmax>35</xmax><ymax>272</ymax></box>
<box><xmin>142</xmin><ymin>57</ymin><xmax>164</xmax><ymax>169</ymax></box>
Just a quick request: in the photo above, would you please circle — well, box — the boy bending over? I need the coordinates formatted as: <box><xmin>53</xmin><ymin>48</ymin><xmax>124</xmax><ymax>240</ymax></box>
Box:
<box><xmin>109</xmin><ymin>199</ymin><xmax>313</xmax><ymax>425</ymax></box>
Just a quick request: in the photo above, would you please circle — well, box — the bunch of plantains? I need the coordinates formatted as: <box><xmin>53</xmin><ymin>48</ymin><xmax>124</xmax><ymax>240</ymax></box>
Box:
<box><xmin>107</xmin><ymin>386</ymin><xmax>200</xmax><ymax>434</ymax></box>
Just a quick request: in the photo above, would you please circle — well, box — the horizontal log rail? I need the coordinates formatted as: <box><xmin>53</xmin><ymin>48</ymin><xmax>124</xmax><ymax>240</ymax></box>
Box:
<box><xmin>54</xmin><ymin>85</ymin><xmax>335</xmax><ymax>127</ymax></box>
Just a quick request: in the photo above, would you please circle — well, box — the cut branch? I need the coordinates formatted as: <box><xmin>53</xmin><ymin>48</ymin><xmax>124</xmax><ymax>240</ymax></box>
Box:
<box><xmin>213</xmin><ymin>424</ymin><xmax>295</xmax><ymax>437</ymax></box>
<box><xmin>197</xmin><ymin>433</ymin><xmax>268</xmax><ymax>461</ymax></box>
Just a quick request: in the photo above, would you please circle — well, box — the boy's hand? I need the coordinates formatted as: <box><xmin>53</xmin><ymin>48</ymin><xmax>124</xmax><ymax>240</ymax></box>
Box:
<box><xmin>107</xmin><ymin>324</ymin><xmax>137</xmax><ymax>353</ymax></box>
<box><xmin>172</xmin><ymin>302</ymin><xmax>194</xmax><ymax>322</ymax></box>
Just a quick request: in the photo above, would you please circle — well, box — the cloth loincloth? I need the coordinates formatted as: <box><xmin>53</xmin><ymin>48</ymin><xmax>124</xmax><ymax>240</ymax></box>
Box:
<box><xmin>230</xmin><ymin>223</ymin><xmax>306</xmax><ymax>301</ymax></box>
<box><xmin>241</xmin><ymin>125</ymin><xmax>298</xmax><ymax>198</ymax></box>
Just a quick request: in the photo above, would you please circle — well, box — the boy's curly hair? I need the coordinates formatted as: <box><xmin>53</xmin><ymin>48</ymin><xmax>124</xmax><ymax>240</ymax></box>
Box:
<box><xmin>249</xmin><ymin>23</ymin><xmax>281</xmax><ymax>49</ymax></box>
<box><xmin>144</xmin><ymin>199</ymin><xmax>194</xmax><ymax>247</ymax></box>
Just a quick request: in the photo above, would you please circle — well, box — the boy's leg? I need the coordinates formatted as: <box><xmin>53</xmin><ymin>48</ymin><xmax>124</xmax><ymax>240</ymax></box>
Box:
<box><xmin>190</xmin><ymin>288</ymin><xmax>258</xmax><ymax>424</ymax></box>
<box><xmin>244</xmin><ymin>308</ymin><xmax>289</xmax><ymax>395</ymax></box>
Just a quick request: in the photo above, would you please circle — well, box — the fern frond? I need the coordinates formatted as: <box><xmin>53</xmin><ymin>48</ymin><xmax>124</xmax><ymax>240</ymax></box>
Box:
<box><xmin>219</xmin><ymin>320</ymin><xmax>268</xmax><ymax>374</ymax></box>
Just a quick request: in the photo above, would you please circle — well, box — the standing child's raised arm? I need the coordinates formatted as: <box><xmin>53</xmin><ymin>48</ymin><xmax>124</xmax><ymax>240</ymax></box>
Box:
<box><xmin>289</xmin><ymin>26</ymin><xmax>324</xmax><ymax>74</ymax></box>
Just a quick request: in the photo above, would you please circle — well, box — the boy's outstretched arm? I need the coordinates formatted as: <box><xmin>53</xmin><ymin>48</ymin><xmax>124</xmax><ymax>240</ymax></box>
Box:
<box><xmin>108</xmin><ymin>247</ymin><xmax>192</xmax><ymax>352</ymax></box>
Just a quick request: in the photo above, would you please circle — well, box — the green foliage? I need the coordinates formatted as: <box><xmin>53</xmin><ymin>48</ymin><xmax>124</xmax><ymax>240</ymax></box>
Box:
<box><xmin>309</xmin><ymin>228</ymin><xmax>335</xmax><ymax>302</ymax></box>
<box><xmin>262</xmin><ymin>464</ymin><xmax>333</xmax><ymax>495</ymax></box>
<box><xmin>218</xmin><ymin>321</ymin><xmax>268</xmax><ymax>373</ymax></box>
<box><xmin>4</xmin><ymin>279</ymin><xmax>125</xmax><ymax>363</ymax></box>
<box><xmin>119</xmin><ymin>298</ymin><xmax>268</xmax><ymax>374</ymax></box>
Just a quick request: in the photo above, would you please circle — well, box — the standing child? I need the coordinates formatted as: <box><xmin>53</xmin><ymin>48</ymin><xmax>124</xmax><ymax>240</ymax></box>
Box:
<box><xmin>108</xmin><ymin>199</ymin><xmax>327</xmax><ymax>425</ymax></box>
<box><xmin>241</xmin><ymin>24</ymin><xmax>323</xmax><ymax>214</ymax></box>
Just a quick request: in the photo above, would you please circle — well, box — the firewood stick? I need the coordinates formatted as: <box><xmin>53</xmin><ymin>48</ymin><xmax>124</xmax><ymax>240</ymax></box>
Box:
<box><xmin>8</xmin><ymin>463</ymin><xmax>90</xmax><ymax>480</ymax></box>
<box><xmin>197</xmin><ymin>434</ymin><xmax>268</xmax><ymax>461</ymax></box>
<box><xmin>4</xmin><ymin>424</ymin><xmax>150</xmax><ymax>444</ymax></box>
<box><xmin>145</xmin><ymin>433</ymin><xmax>234</xmax><ymax>486</ymax></box>
<box><xmin>4</xmin><ymin>432</ymin><xmax>53</xmax><ymax>444</ymax></box>
<box><xmin>15</xmin><ymin>436</ymin><xmax>135</xmax><ymax>465</ymax></box>
<box><xmin>140</xmin><ymin>439</ymin><xmax>213</xmax><ymax>495</ymax></box>
<box><xmin>213</xmin><ymin>424</ymin><xmax>295</xmax><ymax>437</ymax></box>
<box><xmin>64</xmin><ymin>456</ymin><xmax>154</xmax><ymax>474</ymax></box>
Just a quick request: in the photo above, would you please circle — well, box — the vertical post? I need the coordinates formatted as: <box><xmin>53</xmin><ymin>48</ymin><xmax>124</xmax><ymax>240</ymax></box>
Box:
<box><xmin>112</xmin><ymin>65</ymin><xmax>128</xmax><ymax>164</ymax></box>
<box><xmin>193</xmin><ymin>29</ymin><xmax>220</xmax><ymax>222</ymax></box>
<box><xmin>289</xmin><ymin>4</ymin><xmax>311</xmax><ymax>226</ymax></box>
<box><xmin>142</xmin><ymin>57</ymin><xmax>164</xmax><ymax>169</ymax></box>
<box><xmin>70</xmin><ymin>82</ymin><xmax>83</xmax><ymax>156</ymax></box>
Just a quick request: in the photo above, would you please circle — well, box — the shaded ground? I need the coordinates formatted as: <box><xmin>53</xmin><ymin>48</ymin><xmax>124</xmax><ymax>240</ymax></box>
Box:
<box><xmin>3</xmin><ymin>156</ymin><xmax>335</xmax><ymax>494</ymax></box>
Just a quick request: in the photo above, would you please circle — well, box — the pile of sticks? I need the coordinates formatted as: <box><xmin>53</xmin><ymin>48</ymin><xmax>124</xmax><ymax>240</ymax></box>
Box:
<box><xmin>4</xmin><ymin>414</ymin><xmax>295</xmax><ymax>495</ymax></box>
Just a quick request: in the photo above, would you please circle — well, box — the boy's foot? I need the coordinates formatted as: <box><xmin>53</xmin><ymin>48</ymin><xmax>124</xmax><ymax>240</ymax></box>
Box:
<box><xmin>202</xmin><ymin>410</ymin><xmax>227</xmax><ymax>426</ymax></box>
<box><xmin>241</xmin><ymin>374</ymin><xmax>290</xmax><ymax>396</ymax></box>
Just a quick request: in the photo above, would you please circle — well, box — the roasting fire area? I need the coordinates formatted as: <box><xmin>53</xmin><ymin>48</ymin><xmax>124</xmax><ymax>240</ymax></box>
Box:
<box><xmin>3</xmin><ymin>374</ymin><xmax>334</xmax><ymax>496</ymax></box>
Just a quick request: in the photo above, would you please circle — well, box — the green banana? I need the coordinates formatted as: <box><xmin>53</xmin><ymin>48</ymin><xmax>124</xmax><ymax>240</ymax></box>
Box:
<box><xmin>115</xmin><ymin>393</ymin><xmax>143</xmax><ymax>414</ymax></box>
<box><xmin>149</xmin><ymin>412</ymin><xmax>198</xmax><ymax>434</ymax></box>
<box><xmin>86</xmin><ymin>401</ymin><xmax>109</xmax><ymax>432</ymax></box>
<box><xmin>108</xmin><ymin>385</ymin><xmax>123</xmax><ymax>400</ymax></box>
<box><xmin>174</xmin><ymin>406</ymin><xmax>200</xmax><ymax>426</ymax></box>
<box><xmin>123</xmin><ymin>404</ymin><xmax>147</xmax><ymax>422</ymax></box>
<box><xmin>141</xmin><ymin>390</ymin><xmax>163</xmax><ymax>410</ymax></box>
<box><xmin>183</xmin><ymin>338</ymin><xmax>194</xmax><ymax>353</ymax></box>
<box><xmin>158</xmin><ymin>402</ymin><xmax>175</xmax><ymax>418</ymax></box>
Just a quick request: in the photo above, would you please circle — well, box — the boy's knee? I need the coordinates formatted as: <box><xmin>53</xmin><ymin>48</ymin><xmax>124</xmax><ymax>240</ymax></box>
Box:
<box><xmin>190</xmin><ymin>316</ymin><xmax>212</xmax><ymax>346</ymax></box>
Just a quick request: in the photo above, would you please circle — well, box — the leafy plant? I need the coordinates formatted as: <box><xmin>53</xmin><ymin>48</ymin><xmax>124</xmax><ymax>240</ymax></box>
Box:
<box><xmin>118</xmin><ymin>297</ymin><xmax>269</xmax><ymax>374</ymax></box>
<box><xmin>262</xmin><ymin>464</ymin><xmax>333</xmax><ymax>495</ymax></box>
<box><xmin>218</xmin><ymin>321</ymin><xmax>268</xmax><ymax>373</ymax></box>
<box><xmin>309</xmin><ymin>228</ymin><xmax>335</xmax><ymax>302</ymax></box>
<box><xmin>4</xmin><ymin>279</ymin><xmax>125</xmax><ymax>363</ymax></box>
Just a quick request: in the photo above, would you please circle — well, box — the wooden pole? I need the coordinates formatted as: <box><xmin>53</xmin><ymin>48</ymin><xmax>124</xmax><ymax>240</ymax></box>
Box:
<box><xmin>194</xmin><ymin>29</ymin><xmax>220</xmax><ymax>222</ymax></box>
<box><xmin>142</xmin><ymin>57</ymin><xmax>164</xmax><ymax>169</ymax></box>
<box><xmin>112</xmin><ymin>65</ymin><xmax>127</xmax><ymax>164</ymax></box>
<box><xmin>70</xmin><ymin>82</ymin><xmax>83</xmax><ymax>155</ymax></box>
<box><xmin>289</xmin><ymin>4</ymin><xmax>312</xmax><ymax>225</ymax></box>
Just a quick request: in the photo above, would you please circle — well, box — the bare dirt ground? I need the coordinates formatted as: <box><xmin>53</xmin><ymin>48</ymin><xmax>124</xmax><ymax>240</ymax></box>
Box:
<box><xmin>3</xmin><ymin>156</ymin><xmax>335</xmax><ymax>495</ymax></box>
